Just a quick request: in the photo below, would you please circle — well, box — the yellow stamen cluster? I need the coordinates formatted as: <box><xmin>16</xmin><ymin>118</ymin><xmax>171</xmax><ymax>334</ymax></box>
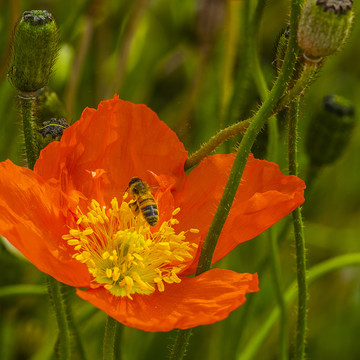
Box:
<box><xmin>63</xmin><ymin>196</ymin><xmax>199</xmax><ymax>299</ymax></box>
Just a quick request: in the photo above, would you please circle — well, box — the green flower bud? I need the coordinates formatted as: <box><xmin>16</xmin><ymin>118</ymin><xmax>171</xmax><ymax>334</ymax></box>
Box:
<box><xmin>297</xmin><ymin>0</ymin><xmax>354</xmax><ymax>60</ymax></box>
<box><xmin>35</xmin><ymin>87</ymin><xmax>67</xmax><ymax>127</ymax></box>
<box><xmin>306</xmin><ymin>94</ymin><xmax>355</xmax><ymax>166</ymax></box>
<box><xmin>8</xmin><ymin>10</ymin><xmax>59</xmax><ymax>92</ymax></box>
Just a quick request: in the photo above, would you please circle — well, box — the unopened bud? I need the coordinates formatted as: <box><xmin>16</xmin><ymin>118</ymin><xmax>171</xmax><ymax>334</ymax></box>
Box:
<box><xmin>306</xmin><ymin>95</ymin><xmax>355</xmax><ymax>166</ymax></box>
<box><xmin>8</xmin><ymin>10</ymin><xmax>59</xmax><ymax>92</ymax></box>
<box><xmin>297</xmin><ymin>0</ymin><xmax>353</xmax><ymax>60</ymax></box>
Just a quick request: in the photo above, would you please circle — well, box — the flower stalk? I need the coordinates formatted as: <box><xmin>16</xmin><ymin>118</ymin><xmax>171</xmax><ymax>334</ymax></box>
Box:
<box><xmin>47</xmin><ymin>276</ymin><xmax>72</xmax><ymax>360</ymax></box>
<box><xmin>18</xmin><ymin>92</ymin><xmax>38</xmax><ymax>170</ymax></box>
<box><xmin>103</xmin><ymin>316</ymin><xmax>119</xmax><ymax>360</ymax></box>
<box><xmin>171</xmin><ymin>1</ymin><xmax>303</xmax><ymax>358</ymax></box>
<box><xmin>288</xmin><ymin>98</ymin><xmax>308</xmax><ymax>360</ymax></box>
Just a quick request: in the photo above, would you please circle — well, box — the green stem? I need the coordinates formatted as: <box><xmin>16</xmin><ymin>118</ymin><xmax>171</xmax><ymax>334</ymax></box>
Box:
<box><xmin>172</xmin><ymin>1</ymin><xmax>302</xmax><ymax>358</ymax></box>
<box><xmin>18</xmin><ymin>92</ymin><xmax>38</xmax><ymax>170</ymax></box>
<box><xmin>184</xmin><ymin>118</ymin><xmax>251</xmax><ymax>170</ymax></box>
<box><xmin>113</xmin><ymin>322</ymin><xmax>124</xmax><ymax>360</ymax></box>
<box><xmin>195</xmin><ymin>0</ymin><xmax>301</xmax><ymax>274</ymax></box>
<box><xmin>168</xmin><ymin>329</ymin><xmax>193</xmax><ymax>360</ymax></box>
<box><xmin>47</xmin><ymin>276</ymin><xmax>71</xmax><ymax>360</ymax></box>
<box><xmin>0</xmin><ymin>284</ymin><xmax>46</xmax><ymax>298</ymax></box>
<box><xmin>61</xmin><ymin>284</ymin><xmax>87</xmax><ymax>360</ymax></box>
<box><xmin>275</xmin><ymin>61</ymin><xmax>319</xmax><ymax>113</ymax></box>
<box><xmin>288</xmin><ymin>99</ymin><xmax>307</xmax><ymax>360</ymax></box>
<box><xmin>102</xmin><ymin>316</ymin><xmax>119</xmax><ymax>360</ymax></box>
<box><xmin>237</xmin><ymin>253</ymin><xmax>360</xmax><ymax>360</ymax></box>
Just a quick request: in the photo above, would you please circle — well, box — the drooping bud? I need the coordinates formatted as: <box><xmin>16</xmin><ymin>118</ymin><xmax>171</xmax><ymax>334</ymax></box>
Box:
<box><xmin>35</xmin><ymin>87</ymin><xmax>67</xmax><ymax>127</ymax></box>
<box><xmin>8</xmin><ymin>10</ymin><xmax>59</xmax><ymax>92</ymax></box>
<box><xmin>37</xmin><ymin>118</ymin><xmax>69</xmax><ymax>149</ymax></box>
<box><xmin>297</xmin><ymin>0</ymin><xmax>354</xmax><ymax>61</ymax></box>
<box><xmin>306</xmin><ymin>95</ymin><xmax>355</xmax><ymax>166</ymax></box>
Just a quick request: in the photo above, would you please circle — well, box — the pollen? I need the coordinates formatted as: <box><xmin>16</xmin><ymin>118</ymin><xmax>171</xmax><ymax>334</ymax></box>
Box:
<box><xmin>63</xmin><ymin>197</ymin><xmax>198</xmax><ymax>299</ymax></box>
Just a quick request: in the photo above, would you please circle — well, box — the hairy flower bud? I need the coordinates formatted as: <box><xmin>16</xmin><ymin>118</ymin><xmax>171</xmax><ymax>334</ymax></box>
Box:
<box><xmin>306</xmin><ymin>95</ymin><xmax>355</xmax><ymax>166</ymax></box>
<box><xmin>8</xmin><ymin>10</ymin><xmax>59</xmax><ymax>92</ymax></box>
<box><xmin>297</xmin><ymin>0</ymin><xmax>354</xmax><ymax>60</ymax></box>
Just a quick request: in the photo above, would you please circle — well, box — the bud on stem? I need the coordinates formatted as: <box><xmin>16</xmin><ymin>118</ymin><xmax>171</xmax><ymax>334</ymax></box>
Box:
<box><xmin>306</xmin><ymin>94</ymin><xmax>355</xmax><ymax>166</ymax></box>
<box><xmin>297</xmin><ymin>0</ymin><xmax>353</xmax><ymax>61</ymax></box>
<box><xmin>8</xmin><ymin>10</ymin><xmax>59</xmax><ymax>92</ymax></box>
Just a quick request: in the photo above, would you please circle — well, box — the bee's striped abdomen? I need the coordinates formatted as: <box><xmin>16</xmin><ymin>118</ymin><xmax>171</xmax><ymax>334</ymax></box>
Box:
<box><xmin>128</xmin><ymin>177</ymin><xmax>159</xmax><ymax>227</ymax></box>
<box><xmin>140</xmin><ymin>199</ymin><xmax>159</xmax><ymax>226</ymax></box>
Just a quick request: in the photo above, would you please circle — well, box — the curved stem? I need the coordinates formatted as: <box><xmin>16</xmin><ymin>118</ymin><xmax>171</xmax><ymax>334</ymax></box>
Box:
<box><xmin>173</xmin><ymin>1</ymin><xmax>302</xmax><ymax>358</ymax></box>
<box><xmin>195</xmin><ymin>0</ymin><xmax>301</xmax><ymax>275</ymax></box>
<box><xmin>102</xmin><ymin>316</ymin><xmax>119</xmax><ymax>360</ymax></box>
<box><xmin>237</xmin><ymin>253</ymin><xmax>360</xmax><ymax>360</ymax></box>
<box><xmin>184</xmin><ymin>118</ymin><xmax>251</xmax><ymax>170</ymax></box>
<box><xmin>275</xmin><ymin>61</ymin><xmax>319</xmax><ymax>113</ymax></box>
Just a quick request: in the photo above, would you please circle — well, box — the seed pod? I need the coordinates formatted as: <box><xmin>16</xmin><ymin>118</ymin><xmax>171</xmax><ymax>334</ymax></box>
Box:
<box><xmin>297</xmin><ymin>0</ymin><xmax>354</xmax><ymax>60</ymax></box>
<box><xmin>306</xmin><ymin>95</ymin><xmax>355</xmax><ymax>166</ymax></box>
<box><xmin>8</xmin><ymin>10</ymin><xmax>59</xmax><ymax>92</ymax></box>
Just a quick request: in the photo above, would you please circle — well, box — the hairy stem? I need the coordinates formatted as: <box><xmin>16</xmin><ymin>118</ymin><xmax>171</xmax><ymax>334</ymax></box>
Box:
<box><xmin>288</xmin><ymin>98</ymin><xmax>308</xmax><ymax>360</ymax></box>
<box><xmin>18</xmin><ymin>92</ymin><xmax>38</xmax><ymax>170</ymax></box>
<box><xmin>102</xmin><ymin>316</ymin><xmax>119</xmax><ymax>360</ymax></box>
<box><xmin>47</xmin><ymin>276</ymin><xmax>72</xmax><ymax>360</ymax></box>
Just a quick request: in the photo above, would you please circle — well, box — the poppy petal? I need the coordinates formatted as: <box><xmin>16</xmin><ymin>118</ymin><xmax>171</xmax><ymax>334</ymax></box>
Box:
<box><xmin>175</xmin><ymin>154</ymin><xmax>305</xmax><ymax>274</ymax></box>
<box><xmin>34</xmin><ymin>96</ymin><xmax>188</xmax><ymax>203</ymax></box>
<box><xmin>76</xmin><ymin>268</ymin><xmax>259</xmax><ymax>332</ymax></box>
<box><xmin>0</xmin><ymin>160</ymin><xmax>90</xmax><ymax>287</ymax></box>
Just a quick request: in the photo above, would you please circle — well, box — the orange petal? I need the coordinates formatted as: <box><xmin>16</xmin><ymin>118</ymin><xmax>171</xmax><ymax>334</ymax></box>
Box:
<box><xmin>0</xmin><ymin>160</ymin><xmax>90</xmax><ymax>287</ymax></box>
<box><xmin>76</xmin><ymin>268</ymin><xmax>258</xmax><ymax>332</ymax></box>
<box><xmin>175</xmin><ymin>154</ymin><xmax>305</xmax><ymax>274</ymax></box>
<box><xmin>34</xmin><ymin>95</ymin><xmax>188</xmax><ymax>203</ymax></box>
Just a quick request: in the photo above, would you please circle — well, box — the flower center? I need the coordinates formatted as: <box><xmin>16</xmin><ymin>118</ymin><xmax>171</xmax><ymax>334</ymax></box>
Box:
<box><xmin>63</xmin><ymin>195</ymin><xmax>198</xmax><ymax>299</ymax></box>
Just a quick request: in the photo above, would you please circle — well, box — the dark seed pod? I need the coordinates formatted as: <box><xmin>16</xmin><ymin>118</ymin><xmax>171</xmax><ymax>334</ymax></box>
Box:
<box><xmin>37</xmin><ymin>118</ymin><xmax>69</xmax><ymax>152</ymax></box>
<box><xmin>306</xmin><ymin>95</ymin><xmax>355</xmax><ymax>166</ymax></box>
<box><xmin>8</xmin><ymin>10</ymin><xmax>59</xmax><ymax>92</ymax></box>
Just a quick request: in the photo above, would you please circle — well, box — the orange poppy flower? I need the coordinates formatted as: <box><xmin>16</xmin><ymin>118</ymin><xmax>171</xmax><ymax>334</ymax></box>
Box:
<box><xmin>0</xmin><ymin>95</ymin><xmax>305</xmax><ymax>332</ymax></box>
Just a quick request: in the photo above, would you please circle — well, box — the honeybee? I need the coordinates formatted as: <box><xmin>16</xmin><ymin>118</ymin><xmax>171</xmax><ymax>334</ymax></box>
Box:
<box><xmin>127</xmin><ymin>177</ymin><xmax>159</xmax><ymax>226</ymax></box>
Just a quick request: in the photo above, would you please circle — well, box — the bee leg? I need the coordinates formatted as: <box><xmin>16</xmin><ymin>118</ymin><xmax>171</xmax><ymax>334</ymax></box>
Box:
<box><xmin>128</xmin><ymin>200</ymin><xmax>140</xmax><ymax>216</ymax></box>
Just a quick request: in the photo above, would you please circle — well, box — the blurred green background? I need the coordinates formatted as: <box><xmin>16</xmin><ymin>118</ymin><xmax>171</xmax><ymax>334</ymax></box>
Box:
<box><xmin>0</xmin><ymin>0</ymin><xmax>359</xmax><ymax>359</ymax></box>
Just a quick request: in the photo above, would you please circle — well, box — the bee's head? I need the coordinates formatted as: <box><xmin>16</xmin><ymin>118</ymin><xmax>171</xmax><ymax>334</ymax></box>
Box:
<box><xmin>129</xmin><ymin>177</ymin><xmax>141</xmax><ymax>187</ymax></box>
